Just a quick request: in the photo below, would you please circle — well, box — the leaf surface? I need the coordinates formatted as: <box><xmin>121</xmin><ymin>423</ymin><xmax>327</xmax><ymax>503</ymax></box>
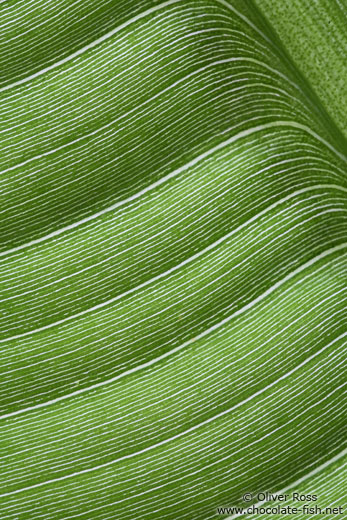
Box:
<box><xmin>0</xmin><ymin>1</ymin><xmax>346</xmax><ymax>518</ymax></box>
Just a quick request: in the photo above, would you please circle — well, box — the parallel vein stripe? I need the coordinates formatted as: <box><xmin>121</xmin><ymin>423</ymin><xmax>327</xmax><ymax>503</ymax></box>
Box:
<box><xmin>1</xmin><ymin>120</ymin><xmax>346</xmax><ymax>260</ymax></box>
<box><xmin>0</xmin><ymin>244</ymin><xmax>345</xmax><ymax>420</ymax></box>
<box><xmin>0</xmin><ymin>332</ymin><xmax>344</xmax><ymax>497</ymax></box>
<box><xmin>0</xmin><ymin>57</ymin><xmax>303</xmax><ymax>156</ymax></box>
<box><xmin>0</xmin><ymin>0</ymin><xmax>275</xmax><ymax>96</ymax></box>
<box><xmin>226</xmin><ymin>449</ymin><xmax>347</xmax><ymax>519</ymax></box>
<box><xmin>0</xmin><ymin>0</ymin><xmax>183</xmax><ymax>94</ymax></box>
<box><xmin>1</xmin><ymin>185</ymin><xmax>345</xmax><ymax>339</ymax></box>
<box><xmin>2</xmin><ymin>184</ymin><xmax>346</xmax><ymax>302</ymax></box>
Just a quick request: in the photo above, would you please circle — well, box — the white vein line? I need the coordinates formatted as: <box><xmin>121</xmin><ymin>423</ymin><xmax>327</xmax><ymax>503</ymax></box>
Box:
<box><xmin>2</xmin><ymin>184</ymin><xmax>346</xmax><ymax>302</ymax></box>
<box><xmin>2</xmin><ymin>366</ymin><xmax>344</xmax><ymax>514</ymax></box>
<box><xmin>0</xmin><ymin>0</ymin><xmax>275</xmax><ymax>96</ymax></box>
<box><xmin>0</xmin><ymin>244</ymin><xmax>345</xmax><ymax>420</ymax></box>
<box><xmin>0</xmin><ymin>56</ymin><xmax>301</xmax><ymax>158</ymax></box>
<box><xmin>0</xmin><ymin>332</ymin><xmax>344</xmax><ymax>497</ymax></box>
<box><xmin>1</xmin><ymin>183</ymin><xmax>346</xmax><ymax>341</ymax></box>
<box><xmin>1</xmin><ymin>120</ymin><xmax>346</xmax><ymax>260</ymax></box>
<box><xmin>2</xmin><ymin>291</ymin><xmax>342</xmax><ymax>464</ymax></box>
<box><xmin>0</xmin><ymin>29</ymin><xmax>279</xmax><ymax>135</ymax></box>
<box><xmin>0</xmin><ymin>0</ymin><xmax>185</xmax><ymax>94</ymax></box>
<box><xmin>226</xmin><ymin>449</ymin><xmax>347</xmax><ymax>519</ymax></box>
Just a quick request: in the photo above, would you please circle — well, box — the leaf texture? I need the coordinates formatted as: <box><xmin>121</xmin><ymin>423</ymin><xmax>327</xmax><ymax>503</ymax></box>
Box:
<box><xmin>0</xmin><ymin>0</ymin><xmax>346</xmax><ymax>518</ymax></box>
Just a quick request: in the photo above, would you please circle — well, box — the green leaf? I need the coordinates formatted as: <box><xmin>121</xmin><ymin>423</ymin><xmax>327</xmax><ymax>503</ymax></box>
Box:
<box><xmin>0</xmin><ymin>1</ymin><xmax>346</xmax><ymax>518</ymax></box>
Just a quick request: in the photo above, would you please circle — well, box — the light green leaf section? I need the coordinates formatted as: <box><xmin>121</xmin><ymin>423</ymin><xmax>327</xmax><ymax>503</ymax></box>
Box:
<box><xmin>226</xmin><ymin>450</ymin><xmax>347</xmax><ymax>519</ymax></box>
<box><xmin>0</xmin><ymin>0</ymin><xmax>346</xmax><ymax>519</ymax></box>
